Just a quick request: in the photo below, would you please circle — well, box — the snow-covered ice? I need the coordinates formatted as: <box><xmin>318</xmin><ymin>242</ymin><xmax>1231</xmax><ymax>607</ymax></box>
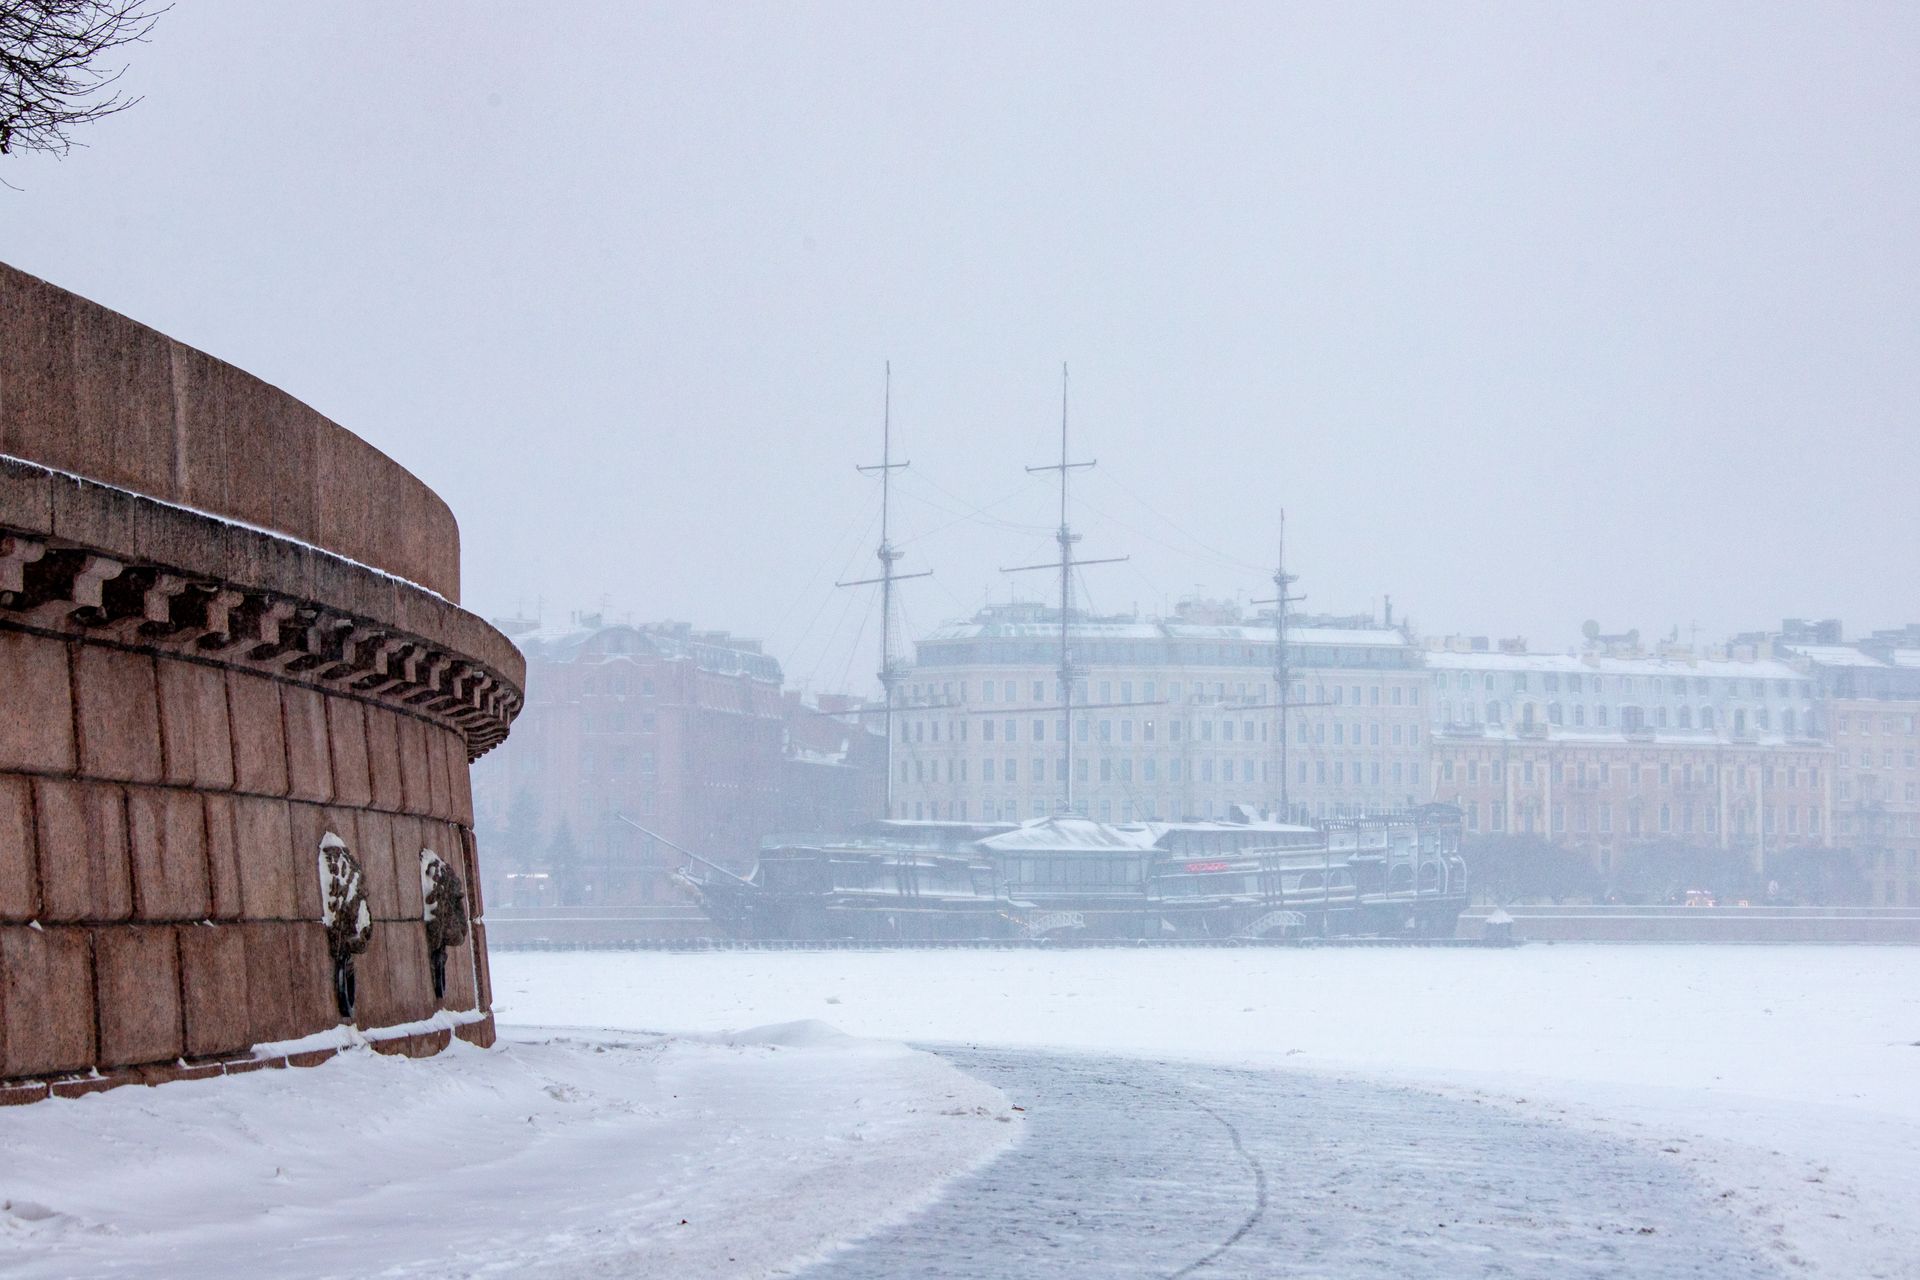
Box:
<box><xmin>497</xmin><ymin>944</ymin><xmax>1920</xmax><ymax>1279</ymax></box>
<box><xmin>0</xmin><ymin>1022</ymin><xmax>1015</xmax><ymax>1278</ymax></box>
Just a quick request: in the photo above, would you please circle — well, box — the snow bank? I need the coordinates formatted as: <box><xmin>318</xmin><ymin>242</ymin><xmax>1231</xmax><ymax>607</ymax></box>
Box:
<box><xmin>0</xmin><ymin>1026</ymin><xmax>1017</xmax><ymax>1278</ymax></box>
<box><xmin>495</xmin><ymin>945</ymin><xmax>1920</xmax><ymax>1279</ymax></box>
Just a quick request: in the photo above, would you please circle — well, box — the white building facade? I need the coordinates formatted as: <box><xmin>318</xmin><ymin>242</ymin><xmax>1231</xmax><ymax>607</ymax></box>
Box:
<box><xmin>890</xmin><ymin>602</ymin><xmax>1428</xmax><ymax>824</ymax></box>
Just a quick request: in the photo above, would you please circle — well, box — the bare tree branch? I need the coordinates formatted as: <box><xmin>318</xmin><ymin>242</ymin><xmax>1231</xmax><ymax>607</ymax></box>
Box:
<box><xmin>0</xmin><ymin>0</ymin><xmax>166</xmax><ymax>157</ymax></box>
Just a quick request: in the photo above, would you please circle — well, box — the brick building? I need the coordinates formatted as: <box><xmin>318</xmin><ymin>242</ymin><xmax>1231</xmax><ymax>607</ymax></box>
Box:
<box><xmin>1779</xmin><ymin>622</ymin><xmax>1920</xmax><ymax>906</ymax></box>
<box><xmin>474</xmin><ymin>617</ymin><xmax>884</xmax><ymax>902</ymax></box>
<box><xmin>1424</xmin><ymin>642</ymin><xmax>1831</xmax><ymax>874</ymax></box>
<box><xmin>780</xmin><ymin>690</ymin><xmax>889</xmax><ymax>836</ymax></box>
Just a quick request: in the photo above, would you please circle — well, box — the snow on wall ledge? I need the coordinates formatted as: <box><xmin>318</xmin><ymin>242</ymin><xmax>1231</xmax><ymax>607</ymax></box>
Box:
<box><xmin>0</xmin><ymin>268</ymin><xmax>521</xmax><ymax>1102</ymax></box>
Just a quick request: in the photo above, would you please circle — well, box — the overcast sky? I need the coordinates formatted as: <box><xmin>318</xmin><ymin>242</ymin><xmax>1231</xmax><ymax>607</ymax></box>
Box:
<box><xmin>4</xmin><ymin>2</ymin><xmax>1915</xmax><ymax>694</ymax></box>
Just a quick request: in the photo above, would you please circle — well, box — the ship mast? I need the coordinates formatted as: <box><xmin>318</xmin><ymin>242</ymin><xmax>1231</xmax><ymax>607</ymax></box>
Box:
<box><xmin>1252</xmin><ymin>511</ymin><xmax>1308</xmax><ymax>822</ymax></box>
<box><xmin>1271</xmin><ymin>516</ymin><xmax>1303</xmax><ymax>820</ymax></box>
<box><xmin>837</xmin><ymin>362</ymin><xmax>930</xmax><ymax>817</ymax></box>
<box><xmin>1004</xmin><ymin>364</ymin><xmax>1125</xmax><ymax>816</ymax></box>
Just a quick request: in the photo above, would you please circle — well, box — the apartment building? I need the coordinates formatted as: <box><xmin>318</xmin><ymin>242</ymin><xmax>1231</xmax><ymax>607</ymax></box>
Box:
<box><xmin>892</xmin><ymin>600</ymin><xmax>1426</xmax><ymax>823</ymax></box>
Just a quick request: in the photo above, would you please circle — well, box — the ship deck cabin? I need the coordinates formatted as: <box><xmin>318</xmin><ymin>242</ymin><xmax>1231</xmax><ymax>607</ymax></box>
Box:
<box><xmin>757</xmin><ymin>843</ymin><xmax>999</xmax><ymax>901</ymax></box>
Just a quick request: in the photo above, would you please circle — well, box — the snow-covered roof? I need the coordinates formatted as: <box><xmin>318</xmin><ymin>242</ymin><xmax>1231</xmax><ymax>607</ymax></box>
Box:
<box><xmin>1778</xmin><ymin>644</ymin><xmax>1890</xmax><ymax>669</ymax></box>
<box><xmin>917</xmin><ymin>618</ymin><xmax>1407</xmax><ymax>649</ymax></box>
<box><xmin>1137</xmin><ymin>819</ymin><xmax>1319</xmax><ymax>838</ymax></box>
<box><xmin>976</xmin><ymin>817</ymin><xmax>1161</xmax><ymax>852</ymax></box>
<box><xmin>513</xmin><ymin>621</ymin><xmax>783</xmax><ymax>682</ymax></box>
<box><xmin>787</xmin><ymin>746</ymin><xmax>851</xmax><ymax>767</ymax></box>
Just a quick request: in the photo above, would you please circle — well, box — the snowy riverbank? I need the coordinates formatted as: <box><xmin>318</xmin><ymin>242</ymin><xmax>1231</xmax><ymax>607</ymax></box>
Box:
<box><xmin>496</xmin><ymin>944</ymin><xmax>1920</xmax><ymax>1279</ymax></box>
<box><xmin>0</xmin><ymin>1023</ymin><xmax>1016</xmax><ymax>1278</ymax></box>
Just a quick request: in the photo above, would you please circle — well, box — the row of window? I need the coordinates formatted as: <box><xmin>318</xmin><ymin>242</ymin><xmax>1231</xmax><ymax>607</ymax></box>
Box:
<box><xmin>1434</xmin><ymin>671</ymin><xmax>1813</xmax><ymax>699</ymax></box>
<box><xmin>1850</xmin><ymin>749</ymin><xmax>1920</xmax><ymax>770</ymax></box>
<box><xmin>912</xmin><ymin>677</ymin><xmax>1423</xmax><ymax>709</ymax></box>
<box><xmin>576</xmin><ymin>674</ymin><xmax>659</xmax><ymax>698</ymax></box>
<box><xmin>1441</xmin><ymin>758</ymin><xmax>1822</xmax><ymax>790</ymax></box>
<box><xmin>1837</xmin><ymin>780</ymin><xmax>1920</xmax><ymax>803</ymax></box>
<box><xmin>908</xmin><ymin>714</ymin><xmax>1425</xmax><ymax>747</ymax></box>
<box><xmin>1464</xmin><ymin>799</ymin><xmax>1822</xmax><ymax>837</ymax></box>
<box><xmin>581</xmin><ymin>710</ymin><xmax>659</xmax><ymax>733</ymax></box>
<box><xmin>900</xmin><ymin>795</ymin><xmax>1421</xmax><ymax>823</ymax></box>
<box><xmin>1440</xmin><ymin>700</ymin><xmax>1801</xmax><ymax>735</ymax></box>
<box><xmin>1297</xmin><ymin>721</ymin><xmax>1420</xmax><ymax>747</ymax></box>
<box><xmin>900</xmin><ymin>755</ymin><xmax>1424</xmax><ymax>789</ymax></box>
<box><xmin>1836</xmin><ymin>713</ymin><xmax>1920</xmax><ymax>735</ymax></box>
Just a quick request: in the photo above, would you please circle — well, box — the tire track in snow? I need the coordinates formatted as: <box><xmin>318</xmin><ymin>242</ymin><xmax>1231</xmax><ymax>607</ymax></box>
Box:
<box><xmin>1166</xmin><ymin>1103</ymin><xmax>1268</xmax><ymax>1278</ymax></box>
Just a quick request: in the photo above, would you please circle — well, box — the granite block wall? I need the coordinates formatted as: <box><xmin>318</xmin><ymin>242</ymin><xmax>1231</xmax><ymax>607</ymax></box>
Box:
<box><xmin>0</xmin><ymin>262</ymin><xmax>521</xmax><ymax>1100</ymax></box>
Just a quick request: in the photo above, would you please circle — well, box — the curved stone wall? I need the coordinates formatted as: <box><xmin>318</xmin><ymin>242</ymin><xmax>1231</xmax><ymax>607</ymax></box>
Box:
<box><xmin>0</xmin><ymin>263</ymin><xmax>462</xmax><ymax>601</ymax></box>
<box><xmin>0</xmin><ymin>266</ymin><xmax>521</xmax><ymax>1101</ymax></box>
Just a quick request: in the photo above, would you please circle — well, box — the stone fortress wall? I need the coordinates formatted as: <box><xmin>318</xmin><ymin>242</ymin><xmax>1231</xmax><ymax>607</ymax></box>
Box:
<box><xmin>0</xmin><ymin>263</ymin><xmax>523</xmax><ymax>1102</ymax></box>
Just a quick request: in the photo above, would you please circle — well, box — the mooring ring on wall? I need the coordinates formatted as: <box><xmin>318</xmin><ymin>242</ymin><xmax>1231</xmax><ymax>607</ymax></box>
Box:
<box><xmin>420</xmin><ymin>847</ymin><xmax>470</xmax><ymax>1000</ymax></box>
<box><xmin>318</xmin><ymin>832</ymin><xmax>374</xmax><ymax>1019</ymax></box>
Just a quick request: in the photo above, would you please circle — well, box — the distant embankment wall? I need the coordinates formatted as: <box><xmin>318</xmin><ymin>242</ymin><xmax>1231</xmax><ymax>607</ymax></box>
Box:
<box><xmin>484</xmin><ymin>906</ymin><xmax>715</xmax><ymax>947</ymax></box>
<box><xmin>1457</xmin><ymin>905</ymin><xmax>1920</xmax><ymax>944</ymax></box>
<box><xmin>0</xmin><ymin>262</ymin><xmax>523</xmax><ymax>1102</ymax></box>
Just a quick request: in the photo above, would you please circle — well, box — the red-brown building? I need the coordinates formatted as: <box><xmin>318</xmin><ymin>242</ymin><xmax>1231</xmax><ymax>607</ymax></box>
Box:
<box><xmin>473</xmin><ymin>616</ymin><xmax>883</xmax><ymax>904</ymax></box>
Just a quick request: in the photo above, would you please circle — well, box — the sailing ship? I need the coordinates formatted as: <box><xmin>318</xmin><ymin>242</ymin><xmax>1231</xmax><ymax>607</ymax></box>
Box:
<box><xmin>662</xmin><ymin>366</ymin><xmax>1470</xmax><ymax>941</ymax></box>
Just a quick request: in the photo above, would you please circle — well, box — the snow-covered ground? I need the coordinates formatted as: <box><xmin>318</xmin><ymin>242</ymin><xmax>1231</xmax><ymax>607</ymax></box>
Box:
<box><xmin>0</xmin><ymin>1022</ymin><xmax>1015</xmax><ymax>1278</ymax></box>
<box><xmin>497</xmin><ymin>944</ymin><xmax>1920</xmax><ymax>1279</ymax></box>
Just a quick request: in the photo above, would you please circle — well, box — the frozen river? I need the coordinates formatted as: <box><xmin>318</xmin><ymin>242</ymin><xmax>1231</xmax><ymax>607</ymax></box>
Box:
<box><xmin>498</xmin><ymin>944</ymin><xmax>1920</xmax><ymax>1278</ymax></box>
<box><xmin>805</xmin><ymin>1046</ymin><xmax>1777</xmax><ymax>1279</ymax></box>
